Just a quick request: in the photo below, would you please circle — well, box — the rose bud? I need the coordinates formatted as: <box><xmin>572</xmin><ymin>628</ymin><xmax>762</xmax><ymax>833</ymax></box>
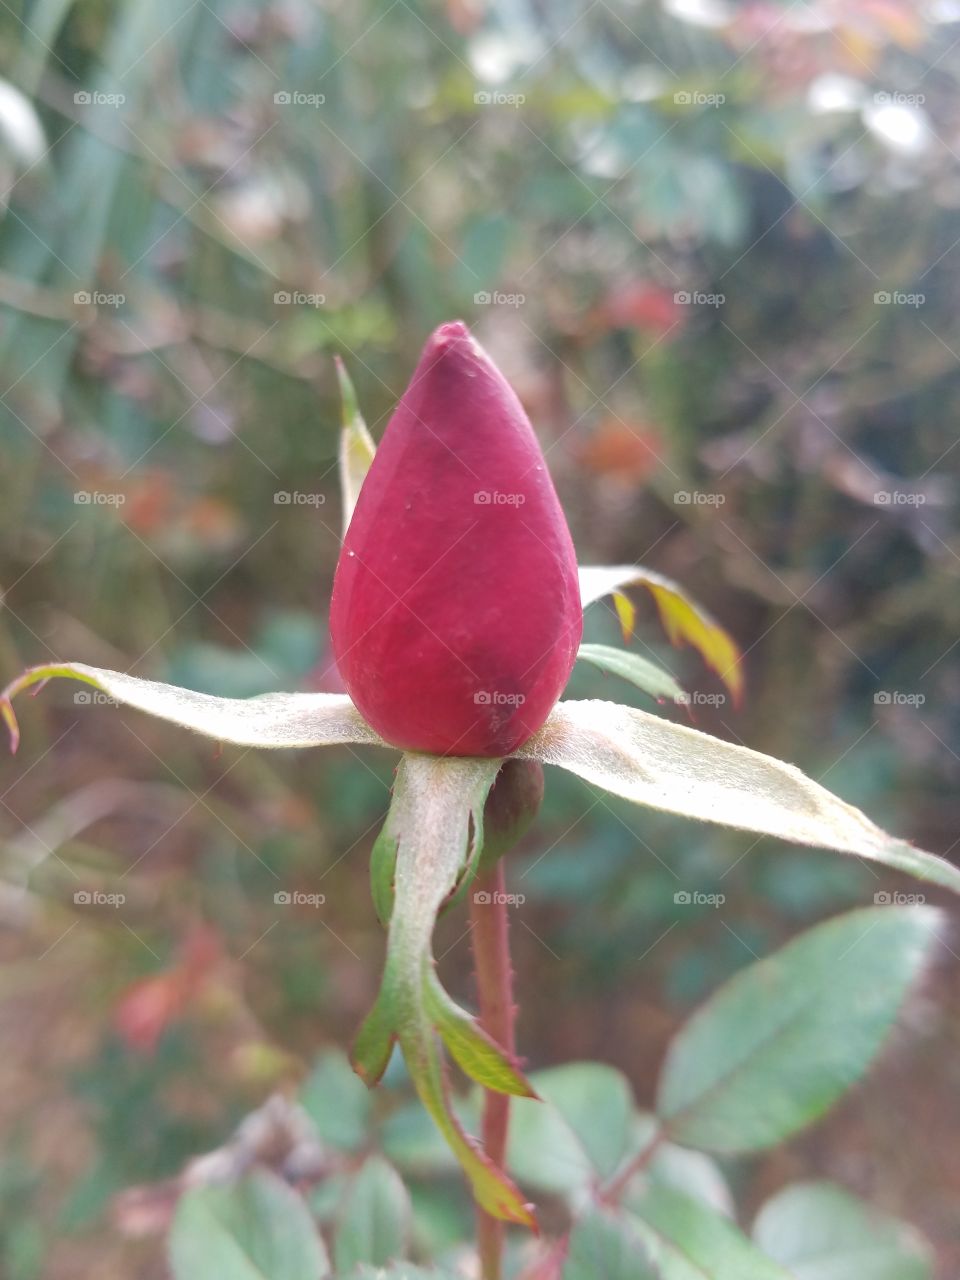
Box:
<box><xmin>330</xmin><ymin>321</ymin><xmax>581</xmax><ymax>757</ymax></box>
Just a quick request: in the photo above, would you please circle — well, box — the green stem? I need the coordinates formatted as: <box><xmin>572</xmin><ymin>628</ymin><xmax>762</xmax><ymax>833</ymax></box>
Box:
<box><xmin>470</xmin><ymin>861</ymin><xmax>517</xmax><ymax>1280</ymax></box>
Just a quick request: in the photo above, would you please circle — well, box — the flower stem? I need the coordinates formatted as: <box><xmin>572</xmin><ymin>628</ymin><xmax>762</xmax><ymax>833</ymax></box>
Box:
<box><xmin>470</xmin><ymin>860</ymin><xmax>517</xmax><ymax>1280</ymax></box>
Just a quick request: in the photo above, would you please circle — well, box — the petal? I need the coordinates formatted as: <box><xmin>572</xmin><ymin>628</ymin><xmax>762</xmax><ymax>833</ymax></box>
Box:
<box><xmin>515</xmin><ymin>699</ymin><xmax>960</xmax><ymax>894</ymax></box>
<box><xmin>579</xmin><ymin>565</ymin><xmax>743</xmax><ymax>705</ymax></box>
<box><xmin>1</xmin><ymin>662</ymin><xmax>385</xmax><ymax>752</ymax></box>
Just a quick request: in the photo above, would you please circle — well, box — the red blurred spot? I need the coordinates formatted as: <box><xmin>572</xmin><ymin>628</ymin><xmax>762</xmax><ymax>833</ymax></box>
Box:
<box><xmin>577</xmin><ymin>418</ymin><xmax>662</xmax><ymax>484</ymax></box>
<box><xmin>114</xmin><ymin>924</ymin><xmax>223</xmax><ymax>1055</ymax></box>
<box><xmin>594</xmin><ymin>283</ymin><xmax>685</xmax><ymax>338</ymax></box>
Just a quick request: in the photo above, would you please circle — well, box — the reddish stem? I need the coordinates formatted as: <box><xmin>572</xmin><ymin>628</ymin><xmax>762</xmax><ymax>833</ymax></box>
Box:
<box><xmin>470</xmin><ymin>860</ymin><xmax>517</xmax><ymax>1280</ymax></box>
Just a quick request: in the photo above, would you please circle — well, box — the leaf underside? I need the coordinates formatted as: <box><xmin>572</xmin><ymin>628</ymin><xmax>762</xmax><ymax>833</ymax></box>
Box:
<box><xmin>516</xmin><ymin>699</ymin><xmax>960</xmax><ymax>895</ymax></box>
<box><xmin>0</xmin><ymin>662</ymin><xmax>385</xmax><ymax>752</ymax></box>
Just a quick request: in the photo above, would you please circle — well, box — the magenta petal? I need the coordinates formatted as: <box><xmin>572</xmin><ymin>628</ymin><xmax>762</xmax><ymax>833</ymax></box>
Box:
<box><xmin>330</xmin><ymin>322</ymin><xmax>582</xmax><ymax>757</ymax></box>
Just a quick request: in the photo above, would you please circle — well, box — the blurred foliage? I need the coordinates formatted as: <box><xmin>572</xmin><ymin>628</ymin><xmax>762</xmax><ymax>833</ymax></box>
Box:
<box><xmin>1</xmin><ymin>0</ymin><xmax>960</xmax><ymax>1274</ymax></box>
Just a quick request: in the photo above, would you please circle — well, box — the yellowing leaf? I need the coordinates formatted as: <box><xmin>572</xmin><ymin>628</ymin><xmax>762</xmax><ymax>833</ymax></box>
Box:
<box><xmin>580</xmin><ymin>565</ymin><xmax>743</xmax><ymax>705</ymax></box>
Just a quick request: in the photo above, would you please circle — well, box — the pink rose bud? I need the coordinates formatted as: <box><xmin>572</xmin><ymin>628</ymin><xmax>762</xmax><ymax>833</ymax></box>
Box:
<box><xmin>330</xmin><ymin>321</ymin><xmax>581</xmax><ymax>756</ymax></box>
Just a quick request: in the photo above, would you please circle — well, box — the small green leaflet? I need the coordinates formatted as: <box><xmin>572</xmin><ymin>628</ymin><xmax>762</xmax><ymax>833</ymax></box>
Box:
<box><xmin>577</xmin><ymin>643</ymin><xmax>685</xmax><ymax>705</ymax></box>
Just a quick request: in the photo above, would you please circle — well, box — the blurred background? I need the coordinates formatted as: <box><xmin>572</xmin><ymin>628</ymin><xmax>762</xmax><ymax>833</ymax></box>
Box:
<box><xmin>1</xmin><ymin>0</ymin><xmax>959</xmax><ymax>1274</ymax></box>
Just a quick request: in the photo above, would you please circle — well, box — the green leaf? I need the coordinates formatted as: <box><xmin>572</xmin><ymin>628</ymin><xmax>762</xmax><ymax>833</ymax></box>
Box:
<box><xmin>630</xmin><ymin>1183</ymin><xmax>791</xmax><ymax>1280</ymax></box>
<box><xmin>579</xmin><ymin>565</ymin><xmax>743</xmax><ymax>704</ymax></box>
<box><xmin>351</xmin><ymin>755</ymin><xmax>536</xmax><ymax>1229</ymax></box>
<box><xmin>516</xmin><ymin>700</ymin><xmax>960</xmax><ymax>895</ymax></box>
<box><xmin>334</xmin><ymin>1157</ymin><xmax>411</xmax><ymax>1273</ymax></box>
<box><xmin>336</xmin><ymin>356</ymin><xmax>377</xmax><ymax>537</ymax></box>
<box><xmin>508</xmin><ymin>1063</ymin><xmax>635</xmax><ymax>1194</ymax></box>
<box><xmin>577</xmin><ymin>644</ymin><xmax>684</xmax><ymax>705</ymax></box>
<box><xmin>169</xmin><ymin>1169</ymin><xmax>330</xmax><ymax>1280</ymax></box>
<box><xmin>656</xmin><ymin>907</ymin><xmax>942</xmax><ymax>1153</ymax></box>
<box><xmin>1</xmin><ymin>663</ymin><xmax>384</xmax><ymax>753</ymax></box>
<box><xmin>564</xmin><ymin>1209</ymin><xmax>658</xmax><ymax>1280</ymax></box>
<box><xmin>370</xmin><ymin>825</ymin><xmax>399</xmax><ymax>926</ymax></box>
<box><xmin>424</xmin><ymin>974</ymin><xmax>535</xmax><ymax>1097</ymax></box>
<box><xmin>299</xmin><ymin>1049</ymin><xmax>372</xmax><ymax>1152</ymax></box>
<box><xmin>752</xmin><ymin>1181</ymin><xmax>934</xmax><ymax>1280</ymax></box>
